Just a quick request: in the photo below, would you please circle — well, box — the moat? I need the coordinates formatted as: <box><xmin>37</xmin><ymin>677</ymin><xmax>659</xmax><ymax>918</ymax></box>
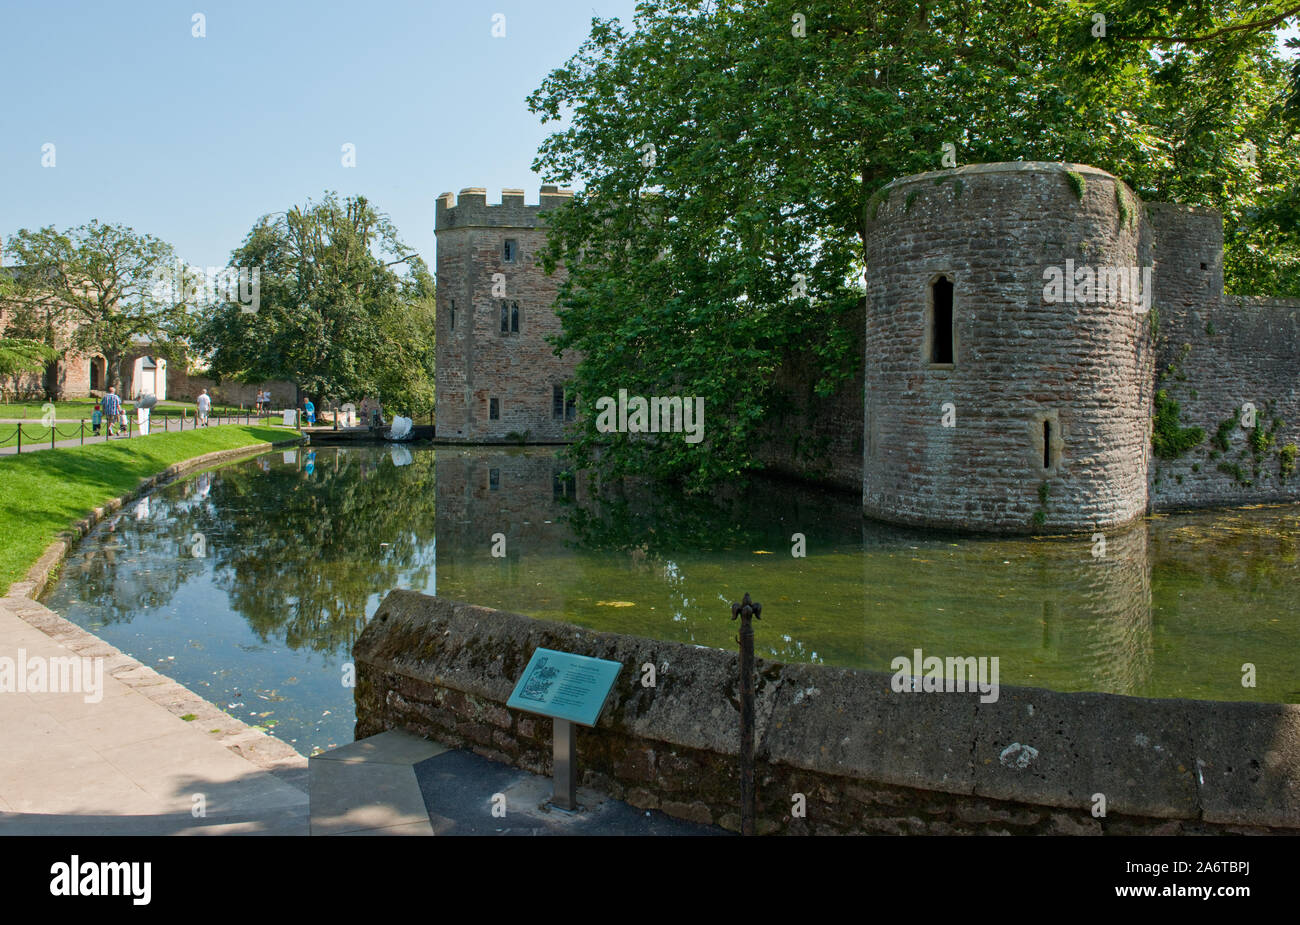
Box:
<box><xmin>41</xmin><ymin>444</ymin><xmax>1300</xmax><ymax>757</ymax></box>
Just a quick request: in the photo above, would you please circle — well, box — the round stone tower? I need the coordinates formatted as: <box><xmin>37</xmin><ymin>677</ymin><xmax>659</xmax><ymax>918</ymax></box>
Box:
<box><xmin>862</xmin><ymin>162</ymin><xmax>1154</xmax><ymax>532</ymax></box>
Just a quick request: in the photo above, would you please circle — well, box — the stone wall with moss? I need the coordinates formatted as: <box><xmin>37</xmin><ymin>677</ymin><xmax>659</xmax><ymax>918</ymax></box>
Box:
<box><xmin>354</xmin><ymin>590</ymin><xmax>1300</xmax><ymax>834</ymax></box>
<box><xmin>1147</xmin><ymin>220</ymin><xmax>1300</xmax><ymax>510</ymax></box>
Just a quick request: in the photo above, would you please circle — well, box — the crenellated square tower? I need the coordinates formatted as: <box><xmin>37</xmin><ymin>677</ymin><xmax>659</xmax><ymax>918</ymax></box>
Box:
<box><xmin>434</xmin><ymin>185</ymin><xmax>577</xmax><ymax>442</ymax></box>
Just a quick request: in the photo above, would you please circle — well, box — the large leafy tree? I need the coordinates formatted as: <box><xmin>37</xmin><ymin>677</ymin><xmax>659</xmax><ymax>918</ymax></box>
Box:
<box><xmin>0</xmin><ymin>271</ymin><xmax>56</xmax><ymax>381</ymax></box>
<box><xmin>3</xmin><ymin>221</ymin><xmax>193</xmax><ymax>396</ymax></box>
<box><xmin>528</xmin><ymin>0</ymin><xmax>1300</xmax><ymax>489</ymax></box>
<box><xmin>196</xmin><ymin>193</ymin><xmax>435</xmax><ymax>415</ymax></box>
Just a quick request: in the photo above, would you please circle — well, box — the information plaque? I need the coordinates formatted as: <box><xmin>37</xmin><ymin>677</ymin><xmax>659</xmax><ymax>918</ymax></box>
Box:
<box><xmin>507</xmin><ymin>648</ymin><xmax>621</xmax><ymax>728</ymax></box>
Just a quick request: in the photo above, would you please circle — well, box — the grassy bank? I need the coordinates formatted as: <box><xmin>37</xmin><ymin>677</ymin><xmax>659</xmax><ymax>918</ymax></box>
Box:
<box><xmin>0</xmin><ymin>425</ymin><xmax>291</xmax><ymax>595</ymax></box>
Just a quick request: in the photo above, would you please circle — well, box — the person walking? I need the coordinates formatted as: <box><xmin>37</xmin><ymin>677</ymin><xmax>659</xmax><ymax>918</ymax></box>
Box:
<box><xmin>101</xmin><ymin>387</ymin><xmax>121</xmax><ymax>437</ymax></box>
<box><xmin>91</xmin><ymin>403</ymin><xmax>103</xmax><ymax>437</ymax></box>
<box><xmin>302</xmin><ymin>398</ymin><xmax>316</xmax><ymax>425</ymax></box>
<box><xmin>196</xmin><ymin>389</ymin><xmax>212</xmax><ymax>427</ymax></box>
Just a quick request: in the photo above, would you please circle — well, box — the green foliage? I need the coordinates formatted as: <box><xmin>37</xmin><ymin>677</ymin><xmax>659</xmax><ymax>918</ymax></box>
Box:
<box><xmin>1280</xmin><ymin>443</ymin><xmax>1298</xmax><ymax>479</ymax></box>
<box><xmin>1037</xmin><ymin>480</ymin><xmax>1050</xmax><ymax>504</ymax></box>
<box><xmin>1152</xmin><ymin>390</ymin><xmax>1205</xmax><ymax>459</ymax></box>
<box><xmin>196</xmin><ymin>193</ymin><xmax>435</xmax><ymax>416</ymax></box>
<box><xmin>1213</xmin><ymin>415</ymin><xmax>1237</xmax><ymax>452</ymax></box>
<box><xmin>1065</xmin><ymin>171</ymin><xmax>1086</xmax><ymax>201</ymax></box>
<box><xmin>529</xmin><ymin>0</ymin><xmax>1300</xmax><ymax>487</ymax></box>
<box><xmin>952</xmin><ymin>179</ymin><xmax>964</xmax><ymax>199</ymax></box>
<box><xmin>1115</xmin><ymin>184</ymin><xmax>1130</xmax><ymax>228</ymax></box>
<box><xmin>1249</xmin><ymin>416</ymin><xmax>1279</xmax><ymax>457</ymax></box>
<box><xmin>4</xmin><ymin>221</ymin><xmax>193</xmax><ymax>396</ymax></box>
<box><xmin>1205</xmin><ymin>320</ymin><xmax>1216</xmax><ymax>335</ymax></box>
<box><xmin>0</xmin><ymin>337</ymin><xmax>56</xmax><ymax>378</ymax></box>
<box><xmin>904</xmin><ymin>189</ymin><xmax>920</xmax><ymax>212</ymax></box>
<box><xmin>1217</xmin><ymin>460</ymin><xmax>1250</xmax><ymax>486</ymax></box>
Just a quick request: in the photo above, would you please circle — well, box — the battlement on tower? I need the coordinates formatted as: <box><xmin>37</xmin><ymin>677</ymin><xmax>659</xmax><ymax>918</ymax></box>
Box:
<box><xmin>435</xmin><ymin>185</ymin><xmax>574</xmax><ymax>230</ymax></box>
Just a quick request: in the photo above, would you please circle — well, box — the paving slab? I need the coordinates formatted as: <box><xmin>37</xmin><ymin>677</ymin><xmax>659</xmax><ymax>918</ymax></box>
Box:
<box><xmin>0</xmin><ymin>595</ymin><xmax>308</xmax><ymax>835</ymax></box>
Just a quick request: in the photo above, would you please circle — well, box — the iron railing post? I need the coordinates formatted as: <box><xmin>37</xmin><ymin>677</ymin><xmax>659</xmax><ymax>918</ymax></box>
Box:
<box><xmin>730</xmin><ymin>592</ymin><xmax>762</xmax><ymax>835</ymax></box>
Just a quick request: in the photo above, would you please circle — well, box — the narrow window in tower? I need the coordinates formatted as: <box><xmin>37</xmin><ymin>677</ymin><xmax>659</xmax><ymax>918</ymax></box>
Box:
<box><xmin>503</xmin><ymin>239</ymin><xmax>517</xmax><ymax>263</ymax></box>
<box><xmin>500</xmin><ymin>302</ymin><xmax>509</xmax><ymax>334</ymax></box>
<box><xmin>931</xmin><ymin>276</ymin><xmax>954</xmax><ymax>364</ymax></box>
<box><xmin>490</xmin><ymin>397</ymin><xmax>500</xmax><ymax>420</ymax></box>
<box><xmin>489</xmin><ymin>468</ymin><xmax>500</xmax><ymax>491</ymax></box>
<box><xmin>565</xmin><ymin>392</ymin><xmax>576</xmax><ymax>421</ymax></box>
<box><xmin>553</xmin><ymin>385</ymin><xmax>564</xmax><ymax>419</ymax></box>
<box><xmin>449</xmin><ymin>299</ymin><xmax>455</xmax><ymax>330</ymax></box>
<box><xmin>511</xmin><ymin>301</ymin><xmax>519</xmax><ymax>333</ymax></box>
<box><xmin>1043</xmin><ymin>419</ymin><xmax>1053</xmax><ymax>469</ymax></box>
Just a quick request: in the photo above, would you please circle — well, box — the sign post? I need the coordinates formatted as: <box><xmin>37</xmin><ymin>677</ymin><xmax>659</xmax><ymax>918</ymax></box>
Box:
<box><xmin>507</xmin><ymin>647</ymin><xmax>621</xmax><ymax>812</ymax></box>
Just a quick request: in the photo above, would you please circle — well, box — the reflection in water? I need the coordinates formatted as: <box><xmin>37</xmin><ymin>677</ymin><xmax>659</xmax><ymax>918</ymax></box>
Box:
<box><xmin>42</xmin><ymin>445</ymin><xmax>1299</xmax><ymax>756</ymax></box>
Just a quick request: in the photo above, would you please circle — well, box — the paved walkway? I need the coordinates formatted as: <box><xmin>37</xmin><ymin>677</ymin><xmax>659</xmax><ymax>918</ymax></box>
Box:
<box><xmin>0</xmin><ymin>414</ymin><xmax>277</xmax><ymax>456</ymax></box>
<box><xmin>0</xmin><ymin>594</ymin><xmax>309</xmax><ymax>835</ymax></box>
<box><xmin>312</xmin><ymin>730</ymin><xmax>726</xmax><ymax>836</ymax></box>
<box><xmin>1</xmin><ymin>592</ymin><xmax>723</xmax><ymax>836</ymax></box>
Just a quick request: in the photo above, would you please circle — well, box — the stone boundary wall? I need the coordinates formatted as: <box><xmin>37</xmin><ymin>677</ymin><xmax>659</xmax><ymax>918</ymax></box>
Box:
<box><xmin>355</xmin><ymin>591</ymin><xmax>1300</xmax><ymax>835</ymax></box>
<box><xmin>1151</xmin><ymin>292</ymin><xmax>1300</xmax><ymax>510</ymax></box>
<box><xmin>3</xmin><ymin>437</ymin><xmax>310</xmax><ymax>783</ymax></box>
<box><xmin>166</xmin><ymin>370</ymin><xmax>297</xmax><ymax>409</ymax></box>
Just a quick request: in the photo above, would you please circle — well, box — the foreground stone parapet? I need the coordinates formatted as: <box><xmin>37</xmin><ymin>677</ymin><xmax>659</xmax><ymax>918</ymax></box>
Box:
<box><xmin>355</xmin><ymin>590</ymin><xmax>1300</xmax><ymax>834</ymax></box>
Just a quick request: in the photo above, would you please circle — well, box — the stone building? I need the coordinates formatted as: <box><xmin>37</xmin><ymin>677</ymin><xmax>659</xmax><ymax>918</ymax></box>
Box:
<box><xmin>440</xmin><ymin>164</ymin><xmax>1300</xmax><ymax>533</ymax></box>
<box><xmin>855</xmin><ymin>161</ymin><xmax>1298</xmax><ymax>531</ymax></box>
<box><xmin>434</xmin><ymin>185</ymin><xmax>577</xmax><ymax>442</ymax></box>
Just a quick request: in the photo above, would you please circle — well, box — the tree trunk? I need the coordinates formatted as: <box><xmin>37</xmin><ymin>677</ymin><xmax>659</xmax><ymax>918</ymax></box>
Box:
<box><xmin>42</xmin><ymin>361</ymin><xmax>60</xmax><ymax>403</ymax></box>
<box><xmin>106</xmin><ymin>351</ymin><xmax>123</xmax><ymax>392</ymax></box>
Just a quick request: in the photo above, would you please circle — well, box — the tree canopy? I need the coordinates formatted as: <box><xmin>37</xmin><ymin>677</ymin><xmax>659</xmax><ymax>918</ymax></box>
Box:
<box><xmin>3</xmin><ymin>221</ymin><xmax>193</xmax><ymax>394</ymax></box>
<box><xmin>528</xmin><ymin>0</ymin><xmax>1300</xmax><ymax>489</ymax></box>
<box><xmin>196</xmin><ymin>193</ymin><xmax>436</xmax><ymax>414</ymax></box>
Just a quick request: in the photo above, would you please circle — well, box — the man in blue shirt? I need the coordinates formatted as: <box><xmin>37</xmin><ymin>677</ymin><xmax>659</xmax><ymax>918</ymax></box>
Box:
<box><xmin>101</xmin><ymin>387</ymin><xmax>121</xmax><ymax>437</ymax></box>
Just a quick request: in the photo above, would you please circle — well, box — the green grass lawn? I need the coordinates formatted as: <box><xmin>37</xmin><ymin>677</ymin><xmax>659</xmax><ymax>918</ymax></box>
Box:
<box><xmin>0</xmin><ymin>398</ymin><xmax>256</xmax><ymax>420</ymax></box>
<box><xmin>0</xmin><ymin>425</ymin><xmax>291</xmax><ymax>596</ymax></box>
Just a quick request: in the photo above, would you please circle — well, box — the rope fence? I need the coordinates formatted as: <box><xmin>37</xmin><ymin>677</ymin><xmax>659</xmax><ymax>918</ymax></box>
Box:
<box><xmin>0</xmin><ymin>406</ymin><xmax>274</xmax><ymax>454</ymax></box>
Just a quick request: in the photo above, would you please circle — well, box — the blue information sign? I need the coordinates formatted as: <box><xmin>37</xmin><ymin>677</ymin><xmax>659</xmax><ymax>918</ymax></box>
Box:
<box><xmin>507</xmin><ymin>648</ymin><xmax>622</xmax><ymax>727</ymax></box>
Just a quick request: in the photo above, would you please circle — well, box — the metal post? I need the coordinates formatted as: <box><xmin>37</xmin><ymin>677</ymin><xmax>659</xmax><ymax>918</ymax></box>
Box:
<box><xmin>81</xmin><ymin>420</ymin><xmax>85</xmax><ymax>445</ymax></box>
<box><xmin>731</xmin><ymin>592</ymin><xmax>762</xmax><ymax>836</ymax></box>
<box><xmin>16</xmin><ymin>424</ymin><xmax>21</xmax><ymax>454</ymax></box>
<box><xmin>51</xmin><ymin>423</ymin><xmax>56</xmax><ymax>449</ymax></box>
<box><xmin>552</xmin><ymin>718</ymin><xmax>577</xmax><ymax>811</ymax></box>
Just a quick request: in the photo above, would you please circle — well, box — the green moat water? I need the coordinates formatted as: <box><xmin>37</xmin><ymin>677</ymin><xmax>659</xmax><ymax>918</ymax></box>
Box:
<box><xmin>41</xmin><ymin>444</ymin><xmax>1300</xmax><ymax>756</ymax></box>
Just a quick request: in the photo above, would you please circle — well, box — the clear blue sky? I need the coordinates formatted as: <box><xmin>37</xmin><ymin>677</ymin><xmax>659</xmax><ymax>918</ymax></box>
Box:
<box><xmin>1</xmin><ymin>3</ymin><xmax>1295</xmax><ymax>277</ymax></box>
<box><xmin>0</xmin><ymin>0</ymin><xmax>639</xmax><ymax>273</ymax></box>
